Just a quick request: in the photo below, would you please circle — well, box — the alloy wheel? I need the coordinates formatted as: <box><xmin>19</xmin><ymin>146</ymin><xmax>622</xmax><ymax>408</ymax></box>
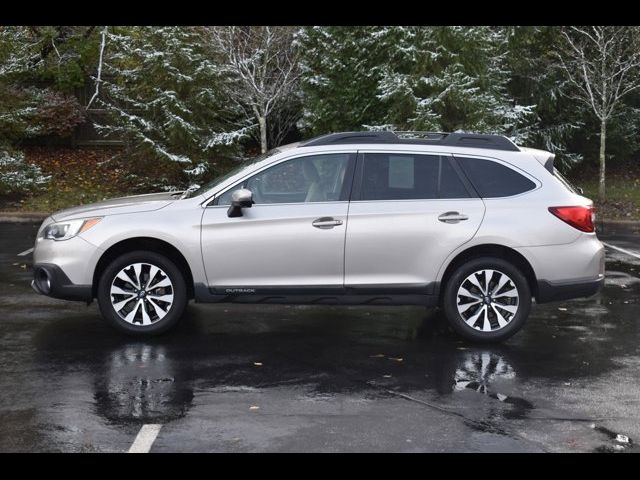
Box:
<box><xmin>456</xmin><ymin>269</ymin><xmax>519</xmax><ymax>332</ymax></box>
<box><xmin>110</xmin><ymin>262</ymin><xmax>174</xmax><ymax>326</ymax></box>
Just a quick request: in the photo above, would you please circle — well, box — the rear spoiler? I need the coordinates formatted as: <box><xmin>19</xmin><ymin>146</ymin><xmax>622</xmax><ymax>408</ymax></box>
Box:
<box><xmin>523</xmin><ymin>147</ymin><xmax>555</xmax><ymax>173</ymax></box>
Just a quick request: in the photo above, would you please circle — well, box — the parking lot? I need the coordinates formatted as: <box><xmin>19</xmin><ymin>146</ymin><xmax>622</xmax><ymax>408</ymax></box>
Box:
<box><xmin>1</xmin><ymin>220</ymin><xmax>639</xmax><ymax>452</ymax></box>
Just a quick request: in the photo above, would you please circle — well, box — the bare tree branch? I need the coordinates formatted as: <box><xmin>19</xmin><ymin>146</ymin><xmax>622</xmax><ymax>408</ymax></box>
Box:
<box><xmin>556</xmin><ymin>26</ymin><xmax>640</xmax><ymax>201</ymax></box>
<box><xmin>204</xmin><ymin>26</ymin><xmax>302</xmax><ymax>153</ymax></box>
<box><xmin>558</xmin><ymin>26</ymin><xmax>640</xmax><ymax>122</ymax></box>
<box><xmin>87</xmin><ymin>26</ymin><xmax>108</xmax><ymax>110</ymax></box>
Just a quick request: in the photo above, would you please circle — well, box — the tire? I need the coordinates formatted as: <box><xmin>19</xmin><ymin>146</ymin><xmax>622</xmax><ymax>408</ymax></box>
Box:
<box><xmin>97</xmin><ymin>251</ymin><xmax>187</xmax><ymax>336</ymax></box>
<box><xmin>442</xmin><ymin>257</ymin><xmax>531</xmax><ymax>343</ymax></box>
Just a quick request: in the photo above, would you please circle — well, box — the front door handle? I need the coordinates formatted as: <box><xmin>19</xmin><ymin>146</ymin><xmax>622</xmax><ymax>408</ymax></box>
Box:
<box><xmin>438</xmin><ymin>211</ymin><xmax>469</xmax><ymax>223</ymax></box>
<box><xmin>312</xmin><ymin>217</ymin><xmax>343</xmax><ymax>229</ymax></box>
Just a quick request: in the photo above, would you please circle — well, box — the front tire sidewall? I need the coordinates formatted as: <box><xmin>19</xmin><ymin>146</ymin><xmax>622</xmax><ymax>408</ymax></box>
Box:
<box><xmin>97</xmin><ymin>251</ymin><xmax>187</xmax><ymax>336</ymax></box>
<box><xmin>443</xmin><ymin>257</ymin><xmax>531</xmax><ymax>343</ymax></box>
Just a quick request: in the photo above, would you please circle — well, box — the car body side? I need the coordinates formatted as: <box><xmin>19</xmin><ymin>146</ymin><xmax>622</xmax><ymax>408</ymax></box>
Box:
<box><xmin>32</xmin><ymin>142</ymin><xmax>605</xmax><ymax>305</ymax></box>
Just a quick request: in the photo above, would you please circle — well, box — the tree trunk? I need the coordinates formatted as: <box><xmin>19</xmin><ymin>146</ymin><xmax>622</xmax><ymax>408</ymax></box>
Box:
<box><xmin>258</xmin><ymin>115</ymin><xmax>268</xmax><ymax>154</ymax></box>
<box><xmin>598</xmin><ymin>119</ymin><xmax>606</xmax><ymax>203</ymax></box>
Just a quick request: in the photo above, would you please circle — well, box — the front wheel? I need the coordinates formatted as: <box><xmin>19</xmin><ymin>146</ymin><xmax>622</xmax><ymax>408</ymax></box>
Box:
<box><xmin>442</xmin><ymin>257</ymin><xmax>531</xmax><ymax>343</ymax></box>
<box><xmin>97</xmin><ymin>251</ymin><xmax>187</xmax><ymax>335</ymax></box>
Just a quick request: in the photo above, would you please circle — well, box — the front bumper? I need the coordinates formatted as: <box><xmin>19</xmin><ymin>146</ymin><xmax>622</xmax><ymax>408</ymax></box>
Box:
<box><xmin>32</xmin><ymin>217</ymin><xmax>103</xmax><ymax>294</ymax></box>
<box><xmin>32</xmin><ymin>263</ymin><xmax>92</xmax><ymax>302</ymax></box>
<box><xmin>536</xmin><ymin>276</ymin><xmax>604</xmax><ymax>304</ymax></box>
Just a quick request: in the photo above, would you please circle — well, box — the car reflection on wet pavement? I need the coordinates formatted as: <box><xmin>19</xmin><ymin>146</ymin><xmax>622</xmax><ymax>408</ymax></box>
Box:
<box><xmin>0</xmin><ymin>221</ymin><xmax>639</xmax><ymax>452</ymax></box>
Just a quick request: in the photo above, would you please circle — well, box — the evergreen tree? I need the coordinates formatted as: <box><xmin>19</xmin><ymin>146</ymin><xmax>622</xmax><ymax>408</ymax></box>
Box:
<box><xmin>299</xmin><ymin>26</ymin><xmax>534</xmax><ymax>141</ymax></box>
<box><xmin>505</xmin><ymin>26</ymin><xmax>586</xmax><ymax>170</ymax></box>
<box><xmin>0</xmin><ymin>26</ymin><xmax>90</xmax><ymax>195</ymax></box>
<box><xmin>297</xmin><ymin>26</ymin><xmax>392</xmax><ymax>135</ymax></box>
<box><xmin>96</xmin><ymin>26</ymin><xmax>251</xmax><ymax>184</ymax></box>
<box><xmin>0</xmin><ymin>26</ymin><xmax>90</xmax><ymax>142</ymax></box>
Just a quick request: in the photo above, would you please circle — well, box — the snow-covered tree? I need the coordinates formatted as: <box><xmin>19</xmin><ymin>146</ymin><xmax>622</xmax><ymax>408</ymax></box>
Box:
<box><xmin>298</xmin><ymin>26</ymin><xmax>391</xmax><ymax>135</ymax></box>
<box><xmin>505</xmin><ymin>26</ymin><xmax>586</xmax><ymax>171</ymax></box>
<box><xmin>205</xmin><ymin>26</ymin><xmax>302</xmax><ymax>153</ymax></box>
<box><xmin>371</xmin><ymin>27</ymin><xmax>533</xmax><ymax>139</ymax></box>
<box><xmin>0</xmin><ymin>26</ymin><xmax>100</xmax><ymax>91</ymax></box>
<box><xmin>299</xmin><ymin>26</ymin><xmax>534</xmax><ymax>141</ymax></box>
<box><xmin>0</xmin><ymin>26</ymin><xmax>89</xmax><ymax>141</ymax></box>
<box><xmin>398</xmin><ymin>26</ymin><xmax>533</xmax><ymax>140</ymax></box>
<box><xmin>556</xmin><ymin>26</ymin><xmax>640</xmax><ymax>201</ymax></box>
<box><xmin>0</xmin><ymin>148</ymin><xmax>50</xmax><ymax>196</ymax></box>
<box><xmin>95</xmin><ymin>26</ymin><xmax>251</xmax><ymax>185</ymax></box>
<box><xmin>0</xmin><ymin>27</ymin><xmax>88</xmax><ymax>197</ymax></box>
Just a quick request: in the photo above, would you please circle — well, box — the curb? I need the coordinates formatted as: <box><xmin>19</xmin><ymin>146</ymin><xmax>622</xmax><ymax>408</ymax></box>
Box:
<box><xmin>596</xmin><ymin>219</ymin><xmax>640</xmax><ymax>225</ymax></box>
<box><xmin>0</xmin><ymin>212</ymin><xmax>49</xmax><ymax>223</ymax></box>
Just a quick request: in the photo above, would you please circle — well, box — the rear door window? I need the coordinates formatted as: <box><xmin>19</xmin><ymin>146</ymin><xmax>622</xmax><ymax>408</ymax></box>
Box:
<box><xmin>360</xmin><ymin>153</ymin><xmax>470</xmax><ymax>200</ymax></box>
<box><xmin>456</xmin><ymin>157</ymin><xmax>536</xmax><ymax>198</ymax></box>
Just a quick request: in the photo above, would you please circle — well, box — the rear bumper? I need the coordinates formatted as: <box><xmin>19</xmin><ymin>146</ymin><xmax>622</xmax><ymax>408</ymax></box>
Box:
<box><xmin>32</xmin><ymin>263</ymin><xmax>92</xmax><ymax>302</ymax></box>
<box><xmin>536</xmin><ymin>276</ymin><xmax>604</xmax><ymax>304</ymax></box>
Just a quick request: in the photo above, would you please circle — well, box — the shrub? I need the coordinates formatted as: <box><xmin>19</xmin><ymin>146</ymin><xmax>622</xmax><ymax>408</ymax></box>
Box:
<box><xmin>0</xmin><ymin>148</ymin><xmax>50</xmax><ymax>197</ymax></box>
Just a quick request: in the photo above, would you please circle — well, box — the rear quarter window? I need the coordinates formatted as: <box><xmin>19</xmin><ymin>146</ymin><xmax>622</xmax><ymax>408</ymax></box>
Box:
<box><xmin>456</xmin><ymin>157</ymin><xmax>536</xmax><ymax>198</ymax></box>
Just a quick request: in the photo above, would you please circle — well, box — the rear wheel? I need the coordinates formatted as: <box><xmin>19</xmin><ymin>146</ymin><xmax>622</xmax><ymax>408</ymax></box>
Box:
<box><xmin>97</xmin><ymin>251</ymin><xmax>187</xmax><ymax>335</ymax></box>
<box><xmin>443</xmin><ymin>257</ymin><xmax>531</xmax><ymax>343</ymax></box>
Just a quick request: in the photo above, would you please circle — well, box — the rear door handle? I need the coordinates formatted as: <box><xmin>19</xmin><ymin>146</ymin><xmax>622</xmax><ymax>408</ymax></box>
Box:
<box><xmin>438</xmin><ymin>211</ymin><xmax>469</xmax><ymax>223</ymax></box>
<box><xmin>312</xmin><ymin>217</ymin><xmax>343</xmax><ymax>229</ymax></box>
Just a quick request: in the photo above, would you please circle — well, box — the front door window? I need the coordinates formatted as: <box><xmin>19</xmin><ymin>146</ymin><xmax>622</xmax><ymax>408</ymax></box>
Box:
<box><xmin>217</xmin><ymin>153</ymin><xmax>353</xmax><ymax>205</ymax></box>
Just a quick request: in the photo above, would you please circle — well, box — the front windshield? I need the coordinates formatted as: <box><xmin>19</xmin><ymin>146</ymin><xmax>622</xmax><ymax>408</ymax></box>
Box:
<box><xmin>183</xmin><ymin>148</ymin><xmax>281</xmax><ymax>199</ymax></box>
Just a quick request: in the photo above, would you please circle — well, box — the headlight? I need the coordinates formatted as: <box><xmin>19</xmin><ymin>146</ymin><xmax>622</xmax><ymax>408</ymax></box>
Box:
<box><xmin>41</xmin><ymin>217</ymin><xmax>102</xmax><ymax>241</ymax></box>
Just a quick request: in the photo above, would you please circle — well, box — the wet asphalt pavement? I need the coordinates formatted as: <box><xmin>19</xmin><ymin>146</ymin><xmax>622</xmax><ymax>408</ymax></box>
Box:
<box><xmin>1</xmin><ymin>221</ymin><xmax>639</xmax><ymax>452</ymax></box>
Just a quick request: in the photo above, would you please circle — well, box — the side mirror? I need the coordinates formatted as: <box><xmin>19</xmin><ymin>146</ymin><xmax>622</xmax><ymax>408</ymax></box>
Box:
<box><xmin>227</xmin><ymin>188</ymin><xmax>253</xmax><ymax>218</ymax></box>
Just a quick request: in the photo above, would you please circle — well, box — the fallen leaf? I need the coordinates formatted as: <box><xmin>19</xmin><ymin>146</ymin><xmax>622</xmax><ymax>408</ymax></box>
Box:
<box><xmin>615</xmin><ymin>434</ymin><xmax>630</xmax><ymax>444</ymax></box>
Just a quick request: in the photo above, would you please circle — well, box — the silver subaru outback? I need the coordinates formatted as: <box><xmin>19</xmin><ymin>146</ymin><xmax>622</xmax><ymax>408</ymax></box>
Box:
<box><xmin>31</xmin><ymin>131</ymin><xmax>605</xmax><ymax>342</ymax></box>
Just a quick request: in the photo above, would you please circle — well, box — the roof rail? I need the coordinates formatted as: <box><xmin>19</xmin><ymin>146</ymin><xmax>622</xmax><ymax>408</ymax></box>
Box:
<box><xmin>300</xmin><ymin>131</ymin><xmax>520</xmax><ymax>152</ymax></box>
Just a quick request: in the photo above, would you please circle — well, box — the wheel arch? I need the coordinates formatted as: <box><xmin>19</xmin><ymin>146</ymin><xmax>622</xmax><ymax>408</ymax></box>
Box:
<box><xmin>92</xmin><ymin>237</ymin><xmax>195</xmax><ymax>300</ymax></box>
<box><xmin>438</xmin><ymin>244</ymin><xmax>538</xmax><ymax>304</ymax></box>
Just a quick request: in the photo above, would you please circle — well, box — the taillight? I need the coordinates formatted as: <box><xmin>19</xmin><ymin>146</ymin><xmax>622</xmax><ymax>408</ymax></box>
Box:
<box><xmin>548</xmin><ymin>206</ymin><xmax>595</xmax><ymax>233</ymax></box>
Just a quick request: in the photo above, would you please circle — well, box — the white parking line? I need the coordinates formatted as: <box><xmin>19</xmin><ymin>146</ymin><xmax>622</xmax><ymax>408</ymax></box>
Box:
<box><xmin>128</xmin><ymin>424</ymin><xmax>162</xmax><ymax>453</ymax></box>
<box><xmin>603</xmin><ymin>242</ymin><xmax>640</xmax><ymax>261</ymax></box>
<box><xmin>17</xmin><ymin>247</ymin><xmax>34</xmax><ymax>256</ymax></box>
